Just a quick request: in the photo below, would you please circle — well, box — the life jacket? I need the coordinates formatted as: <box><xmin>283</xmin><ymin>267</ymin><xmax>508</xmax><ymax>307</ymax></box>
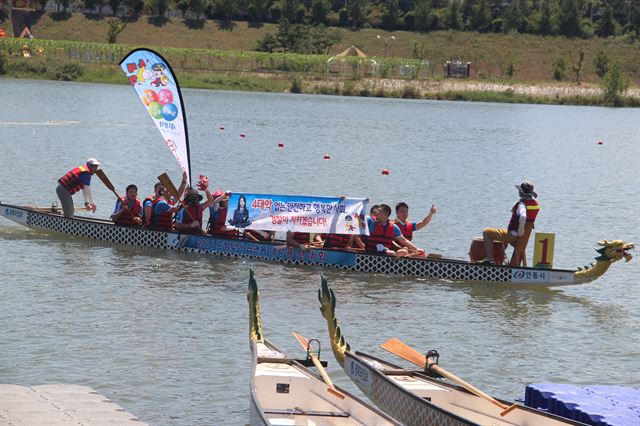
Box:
<box><xmin>507</xmin><ymin>199</ymin><xmax>540</xmax><ymax>234</ymax></box>
<box><xmin>142</xmin><ymin>195</ymin><xmax>157</xmax><ymax>225</ymax></box>
<box><xmin>150</xmin><ymin>198</ymin><xmax>174</xmax><ymax>231</ymax></box>
<box><xmin>323</xmin><ymin>233</ymin><xmax>350</xmax><ymax>249</ymax></box>
<box><xmin>292</xmin><ymin>232</ymin><xmax>312</xmax><ymax>245</ymax></box>
<box><xmin>208</xmin><ymin>206</ymin><xmax>238</xmax><ymax>239</ymax></box>
<box><xmin>177</xmin><ymin>204</ymin><xmax>204</xmax><ymax>234</ymax></box>
<box><xmin>394</xmin><ymin>219</ymin><xmax>414</xmax><ymax>241</ymax></box>
<box><xmin>245</xmin><ymin>229</ymin><xmax>272</xmax><ymax>242</ymax></box>
<box><xmin>114</xmin><ymin>197</ymin><xmax>142</xmax><ymax>227</ymax></box>
<box><xmin>365</xmin><ymin>221</ymin><xmax>397</xmax><ymax>253</ymax></box>
<box><xmin>58</xmin><ymin>165</ymin><xmax>90</xmax><ymax>195</ymax></box>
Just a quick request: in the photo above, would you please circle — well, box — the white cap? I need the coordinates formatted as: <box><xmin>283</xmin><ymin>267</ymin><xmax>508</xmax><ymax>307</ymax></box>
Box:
<box><xmin>86</xmin><ymin>158</ymin><xmax>101</xmax><ymax>166</ymax></box>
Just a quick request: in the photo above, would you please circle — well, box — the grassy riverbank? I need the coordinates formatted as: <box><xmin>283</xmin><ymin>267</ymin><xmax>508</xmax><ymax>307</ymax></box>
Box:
<box><xmin>1</xmin><ymin>13</ymin><xmax>638</xmax><ymax>105</ymax></box>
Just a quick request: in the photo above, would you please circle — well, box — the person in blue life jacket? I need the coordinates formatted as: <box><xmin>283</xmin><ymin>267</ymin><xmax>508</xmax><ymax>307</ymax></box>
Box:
<box><xmin>56</xmin><ymin>158</ymin><xmax>100</xmax><ymax>218</ymax></box>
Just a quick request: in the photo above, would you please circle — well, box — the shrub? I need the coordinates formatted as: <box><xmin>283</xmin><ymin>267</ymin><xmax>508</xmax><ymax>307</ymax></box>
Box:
<box><xmin>51</xmin><ymin>61</ymin><xmax>85</xmax><ymax>81</ymax></box>
<box><xmin>0</xmin><ymin>50</ymin><xmax>7</xmax><ymax>75</ymax></box>
<box><xmin>601</xmin><ymin>61</ymin><xmax>628</xmax><ymax>106</ymax></box>
<box><xmin>594</xmin><ymin>50</ymin><xmax>608</xmax><ymax>78</ymax></box>
<box><xmin>553</xmin><ymin>56</ymin><xmax>566</xmax><ymax>81</ymax></box>
<box><xmin>290</xmin><ymin>77</ymin><xmax>302</xmax><ymax>93</ymax></box>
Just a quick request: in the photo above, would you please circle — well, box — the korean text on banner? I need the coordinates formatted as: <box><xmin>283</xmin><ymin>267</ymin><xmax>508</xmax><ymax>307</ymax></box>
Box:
<box><xmin>119</xmin><ymin>48</ymin><xmax>192</xmax><ymax>183</ymax></box>
<box><xmin>225</xmin><ymin>193</ymin><xmax>369</xmax><ymax>235</ymax></box>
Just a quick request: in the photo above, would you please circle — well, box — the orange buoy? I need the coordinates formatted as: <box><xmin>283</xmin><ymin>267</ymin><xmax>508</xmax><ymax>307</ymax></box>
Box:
<box><xmin>323</xmin><ymin>154</ymin><xmax>330</xmax><ymax>160</ymax></box>
<box><xmin>381</xmin><ymin>169</ymin><xmax>390</xmax><ymax>175</ymax></box>
<box><xmin>277</xmin><ymin>142</ymin><xmax>285</xmax><ymax>148</ymax></box>
<box><xmin>240</xmin><ymin>133</ymin><xmax>246</xmax><ymax>138</ymax></box>
<box><xmin>597</xmin><ymin>140</ymin><xmax>603</xmax><ymax>145</ymax></box>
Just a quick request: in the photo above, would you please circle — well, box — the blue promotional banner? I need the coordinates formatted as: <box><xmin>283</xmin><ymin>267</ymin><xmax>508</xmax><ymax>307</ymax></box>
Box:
<box><xmin>119</xmin><ymin>48</ymin><xmax>192</xmax><ymax>183</ymax></box>
<box><xmin>225</xmin><ymin>193</ymin><xmax>369</xmax><ymax>235</ymax></box>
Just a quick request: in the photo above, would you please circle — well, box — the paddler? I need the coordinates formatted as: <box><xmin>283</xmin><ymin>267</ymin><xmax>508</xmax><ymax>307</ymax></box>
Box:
<box><xmin>56</xmin><ymin>158</ymin><xmax>100</xmax><ymax>218</ymax></box>
<box><xmin>111</xmin><ymin>184</ymin><xmax>143</xmax><ymax>227</ymax></box>
<box><xmin>394</xmin><ymin>202</ymin><xmax>437</xmax><ymax>241</ymax></box>
<box><xmin>365</xmin><ymin>204</ymin><xmax>425</xmax><ymax>257</ymax></box>
<box><xmin>143</xmin><ymin>172</ymin><xmax>187</xmax><ymax>227</ymax></box>
<box><xmin>175</xmin><ymin>176</ymin><xmax>214</xmax><ymax>235</ymax></box>
<box><xmin>286</xmin><ymin>232</ymin><xmax>323</xmax><ymax>249</ymax></box>
<box><xmin>207</xmin><ymin>190</ymin><xmax>239</xmax><ymax>239</ymax></box>
<box><xmin>480</xmin><ymin>180</ymin><xmax>540</xmax><ymax>265</ymax></box>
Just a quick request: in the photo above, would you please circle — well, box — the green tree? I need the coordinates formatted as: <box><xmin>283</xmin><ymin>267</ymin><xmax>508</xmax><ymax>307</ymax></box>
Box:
<box><xmin>558</xmin><ymin>0</ymin><xmax>580</xmax><ymax>37</ymax></box>
<box><xmin>83</xmin><ymin>0</ymin><xmax>99</xmax><ymax>12</ymax></box>
<box><xmin>280</xmin><ymin>0</ymin><xmax>301</xmax><ymax>22</ymax></box>
<box><xmin>248</xmin><ymin>0</ymin><xmax>269</xmax><ymax>25</ymax></box>
<box><xmin>106</xmin><ymin>17</ymin><xmax>127</xmax><ymax>43</ymax></box>
<box><xmin>109</xmin><ymin>0</ymin><xmax>122</xmax><ymax>15</ymax></box>
<box><xmin>504</xmin><ymin>0</ymin><xmax>526</xmax><ymax>32</ymax></box>
<box><xmin>597</xmin><ymin>4</ymin><xmax>616</xmax><ymax>36</ymax></box>
<box><xmin>571</xmin><ymin>48</ymin><xmax>584</xmax><ymax>84</ymax></box>
<box><xmin>538</xmin><ymin>0</ymin><xmax>552</xmax><ymax>34</ymax></box>
<box><xmin>594</xmin><ymin>50</ymin><xmax>609</xmax><ymax>77</ymax></box>
<box><xmin>177</xmin><ymin>0</ymin><xmax>190</xmax><ymax>15</ymax></box>
<box><xmin>310</xmin><ymin>0</ymin><xmax>329</xmax><ymax>23</ymax></box>
<box><xmin>553</xmin><ymin>55</ymin><xmax>566</xmax><ymax>80</ymax></box>
<box><xmin>217</xmin><ymin>0</ymin><xmax>237</xmax><ymax>28</ymax></box>
<box><xmin>601</xmin><ymin>61</ymin><xmax>627</xmax><ymax>105</ymax></box>
<box><xmin>470</xmin><ymin>0</ymin><xmax>491</xmax><ymax>32</ymax></box>
<box><xmin>414</xmin><ymin>0</ymin><xmax>433</xmax><ymax>31</ymax></box>
<box><xmin>124</xmin><ymin>0</ymin><xmax>145</xmax><ymax>15</ymax></box>
<box><xmin>348</xmin><ymin>0</ymin><xmax>365</xmax><ymax>27</ymax></box>
<box><xmin>146</xmin><ymin>0</ymin><xmax>173</xmax><ymax>18</ymax></box>
<box><xmin>447</xmin><ymin>0</ymin><xmax>462</xmax><ymax>30</ymax></box>
<box><xmin>189</xmin><ymin>0</ymin><xmax>209</xmax><ymax>18</ymax></box>
<box><xmin>382</xmin><ymin>0</ymin><xmax>401</xmax><ymax>30</ymax></box>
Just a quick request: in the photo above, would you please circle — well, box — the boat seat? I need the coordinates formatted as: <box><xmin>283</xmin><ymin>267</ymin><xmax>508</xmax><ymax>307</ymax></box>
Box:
<box><xmin>263</xmin><ymin>408</ymin><xmax>349</xmax><ymax>417</ymax></box>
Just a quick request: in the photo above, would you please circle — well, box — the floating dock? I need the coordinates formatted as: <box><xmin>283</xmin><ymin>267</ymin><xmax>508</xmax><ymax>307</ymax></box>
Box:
<box><xmin>0</xmin><ymin>384</ymin><xmax>146</xmax><ymax>425</ymax></box>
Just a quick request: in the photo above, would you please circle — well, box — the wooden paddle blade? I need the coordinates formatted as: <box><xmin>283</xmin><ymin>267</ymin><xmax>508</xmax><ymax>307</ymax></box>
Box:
<box><xmin>95</xmin><ymin>169</ymin><xmax>115</xmax><ymax>192</ymax></box>
<box><xmin>291</xmin><ymin>331</ymin><xmax>310</xmax><ymax>351</ymax></box>
<box><xmin>292</xmin><ymin>332</ymin><xmax>345</xmax><ymax>399</ymax></box>
<box><xmin>157</xmin><ymin>172</ymin><xmax>180</xmax><ymax>200</ymax></box>
<box><xmin>380</xmin><ymin>338</ymin><xmax>427</xmax><ymax>368</ymax></box>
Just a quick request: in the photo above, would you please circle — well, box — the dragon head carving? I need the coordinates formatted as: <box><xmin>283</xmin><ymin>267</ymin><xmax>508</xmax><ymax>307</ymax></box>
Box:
<box><xmin>248</xmin><ymin>269</ymin><xmax>264</xmax><ymax>344</ymax></box>
<box><xmin>318</xmin><ymin>275</ymin><xmax>350</xmax><ymax>367</ymax></box>
<box><xmin>595</xmin><ymin>240</ymin><xmax>634</xmax><ymax>263</ymax></box>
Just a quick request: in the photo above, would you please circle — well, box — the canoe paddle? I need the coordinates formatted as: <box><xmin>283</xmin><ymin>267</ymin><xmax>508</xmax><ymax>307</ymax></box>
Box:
<box><xmin>292</xmin><ymin>331</ymin><xmax>345</xmax><ymax>399</ymax></box>
<box><xmin>157</xmin><ymin>172</ymin><xmax>196</xmax><ymax>223</ymax></box>
<box><xmin>380</xmin><ymin>338</ymin><xmax>518</xmax><ymax>416</ymax></box>
<box><xmin>95</xmin><ymin>169</ymin><xmax>137</xmax><ymax>221</ymax></box>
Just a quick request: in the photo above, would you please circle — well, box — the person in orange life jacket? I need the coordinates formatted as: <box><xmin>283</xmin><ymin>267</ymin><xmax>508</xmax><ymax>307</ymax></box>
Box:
<box><xmin>147</xmin><ymin>182</ymin><xmax>184</xmax><ymax>231</ymax></box>
<box><xmin>143</xmin><ymin>172</ymin><xmax>188</xmax><ymax>227</ymax></box>
<box><xmin>175</xmin><ymin>184</ymin><xmax>215</xmax><ymax>235</ymax></box>
<box><xmin>207</xmin><ymin>190</ymin><xmax>239</xmax><ymax>238</ymax></box>
<box><xmin>366</xmin><ymin>204</ymin><xmax>425</xmax><ymax>257</ymax></box>
<box><xmin>394</xmin><ymin>202</ymin><xmax>437</xmax><ymax>244</ymax></box>
<box><xmin>481</xmin><ymin>180</ymin><xmax>540</xmax><ymax>265</ymax></box>
<box><xmin>56</xmin><ymin>158</ymin><xmax>100</xmax><ymax>218</ymax></box>
<box><xmin>111</xmin><ymin>184</ymin><xmax>143</xmax><ymax>227</ymax></box>
<box><xmin>286</xmin><ymin>231</ymin><xmax>323</xmax><ymax>249</ymax></box>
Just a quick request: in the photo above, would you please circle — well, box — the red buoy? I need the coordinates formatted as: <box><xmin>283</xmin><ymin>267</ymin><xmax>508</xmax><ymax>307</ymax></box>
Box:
<box><xmin>219</xmin><ymin>125</ymin><xmax>225</xmax><ymax>131</ymax></box>
<box><xmin>597</xmin><ymin>140</ymin><xmax>603</xmax><ymax>145</ymax></box>
<box><xmin>381</xmin><ymin>169</ymin><xmax>390</xmax><ymax>175</ymax></box>
<box><xmin>240</xmin><ymin>133</ymin><xmax>246</xmax><ymax>138</ymax></box>
<box><xmin>323</xmin><ymin>154</ymin><xmax>331</xmax><ymax>160</ymax></box>
<box><xmin>277</xmin><ymin>142</ymin><xmax>285</xmax><ymax>148</ymax></box>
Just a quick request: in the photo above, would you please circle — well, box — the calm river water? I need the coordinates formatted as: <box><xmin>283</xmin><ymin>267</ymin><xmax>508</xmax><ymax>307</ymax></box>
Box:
<box><xmin>1</xmin><ymin>79</ymin><xmax>639</xmax><ymax>425</ymax></box>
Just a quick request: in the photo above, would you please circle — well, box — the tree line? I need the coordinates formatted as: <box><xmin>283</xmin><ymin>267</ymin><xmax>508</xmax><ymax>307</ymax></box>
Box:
<box><xmin>20</xmin><ymin>0</ymin><xmax>640</xmax><ymax>38</ymax></box>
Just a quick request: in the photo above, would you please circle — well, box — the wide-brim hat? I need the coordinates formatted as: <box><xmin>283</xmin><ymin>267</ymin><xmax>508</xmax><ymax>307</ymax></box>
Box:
<box><xmin>185</xmin><ymin>188</ymin><xmax>203</xmax><ymax>202</ymax></box>
<box><xmin>515</xmin><ymin>181</ymin><xmax>537</xmax><ymax>198</ymax></box>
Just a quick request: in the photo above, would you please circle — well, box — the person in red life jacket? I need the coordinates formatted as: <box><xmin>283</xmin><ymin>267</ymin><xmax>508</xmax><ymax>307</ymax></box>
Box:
<box><xmin>286</xmin><ymin>232</ymin><xmax>323</xmax><ymax>249</ymax></box>
<box><xmin>175</xmin><ymin>182</ymin><xmax>214</xmax><ymax>235</ymax></box>
<box><xmin>480</xmin><ymin>180</ymin><xmax>540</xmax><ymax>265</ymax></box>
<box><xmin>365</xmin><ymin>204</ymin><xmax>425</xmax><ymax>257</ymax></box>
<box><xmin>394</xmin><ymin>202</ymin><xmax>437</xmax><ymax>242</ymax></box>
<box><xmin>56</xmin><ymin>158</ymin><xmax>100</xmax><ymax>218</ymax></box>
<box><xmin>143</xmin><ymin>172</ymin><xmax>188</xmax><ymax>227</ymax></box>
<box><xmin>207</xmin><ymin>190</ymin><xmax>239</xmax><ymax>239</ymax></box>
<box><xmin>148</xmin><ymin>183</ymin><xmax>183</xmax><ymax>232</ymax></box>
<box><xmin>111</xmin><ymin>184</ymin><xmax>143</xmax><ymax>227</ymax></box>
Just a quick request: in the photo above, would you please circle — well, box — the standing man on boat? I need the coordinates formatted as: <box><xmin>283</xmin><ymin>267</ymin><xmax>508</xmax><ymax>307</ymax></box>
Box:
<box><xmin>366</xmin><ymin>204</ymin><xmax>425</xmax><ymax>257</ymax></box>
<box><xmin>480</xmin><ymin>181</ymin><xmax>540</xmax><ymax>265</ymax></box>
<box><xmin>394</xmin><ymin>202</ymin><xmax>437</xmax><ymax>241</ymax></box>
<box><xmin>56</xmin><ymin>158</ymin><xmax>100</xmax><ymax>218</ymax></box>
<box><xmin>111</xmin><ymin>184</ymin><xmax>143</xmax><ymax>227</ymax></box>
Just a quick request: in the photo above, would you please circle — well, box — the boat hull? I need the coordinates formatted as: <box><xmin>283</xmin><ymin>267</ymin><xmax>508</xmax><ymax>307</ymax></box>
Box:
<box><xmin>1</xmin><ymin>203</ymin><xmax>578</xmax><ymax>286</ymax></box>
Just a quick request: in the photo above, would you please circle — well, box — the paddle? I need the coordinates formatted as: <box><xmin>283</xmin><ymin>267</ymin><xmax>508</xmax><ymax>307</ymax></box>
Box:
<box><xmin>380</xmin><ymin>338</ymin><xmax>518</xmax><ymax>416</ymax></box>
<box><xmin>292</xmin><ymin>331</ymin><xmax>345</xmax><ymax>399</ymax></box>
<box><xmin>95</xmin><ymin>169</ymin><xmax>136</xmax><ymax>221</ymax></box>
<box><xmin>157</xmin><ymin>172</ymin><xmax>196</xmax><ymax>223</ymax></box>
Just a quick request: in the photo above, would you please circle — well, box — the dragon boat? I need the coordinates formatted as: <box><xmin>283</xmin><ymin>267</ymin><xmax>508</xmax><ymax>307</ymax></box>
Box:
<box><xmin>0</xmin><ymin>202</ymin><xmax>633</xmax><ymax>287</ymax></box>
<box><xmin>317</xmin><ymin>276</ymin><xmax>585</xmax><ymax>426</ymax></box>
<box><xmin>247</xmin><ymin>270</ymin><xmax>402</xmax><ymax>425</ymax></box>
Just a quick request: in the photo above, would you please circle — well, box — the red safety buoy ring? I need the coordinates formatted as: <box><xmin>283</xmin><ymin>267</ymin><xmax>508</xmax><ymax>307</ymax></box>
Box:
<box><xmin>381</xmin><ymin>169</ymin><xmax>390</xmax><ymax>175</ymax></box>
<box><xmin>240</xmin><ymin>133</ymin><xmax>246</xmax><ymax>138</ymax></box>
<box><xmin>323</xmin><ymin>154</ymin><xmax>331</xmax><ymax>160</ymax></box>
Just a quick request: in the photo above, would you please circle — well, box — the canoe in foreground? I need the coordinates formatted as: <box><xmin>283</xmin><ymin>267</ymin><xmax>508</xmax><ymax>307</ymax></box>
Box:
<box><xmin>1</xmin><ymin>203</ymin><xmax>633</xmax><ymax>287</ymax></box>
<box><xmin>247</xmin><ymin>270</ymin><xmax>402</xmax><ymax>425</ymax></box>
<box><xmin>317</xmin><ymin>276</ymin><xmax>585</xmax><ymax>426</ymax></box>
